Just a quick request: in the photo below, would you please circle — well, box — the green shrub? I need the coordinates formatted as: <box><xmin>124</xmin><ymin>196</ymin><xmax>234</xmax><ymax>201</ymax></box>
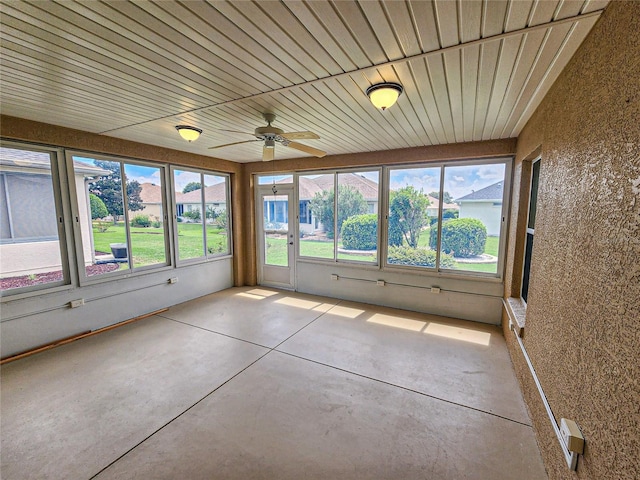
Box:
<box><xmin>90</xmin><ymin>193</ymin><xmax>108</xmax><ymax>220</ymax></box>
<box><xmin>183</xmin><ymin>210</ymin><xmax>201</xmax><ymax>222</ymax></box>
<box><xmin>429</xmin><ymin>218</ymin><xmax>487</xmax><ymax>257</ymax></box>
<box><xmin>151</xmin><ymin>220</ymin><xmax>162</xmax><ymax>228</ymax></box>
<box><xmin>387</xmin><ymin>246</ymin><xmax>455</xmax><ymax>268</ymax></box>
<box><xmin>130</xmin><ymin>215</ymin><xmax>151</xmax><ymax>227</ymax></box>
<box><xmin>341</xmin><ymin>214</ymin><xmax>377</xmax><ymax>250</ymax></box>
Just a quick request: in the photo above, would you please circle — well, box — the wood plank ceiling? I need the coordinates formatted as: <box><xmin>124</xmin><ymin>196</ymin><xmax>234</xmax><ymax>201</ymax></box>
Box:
<box><xmin>0</xmin><ymin>0</ymin><xmax>608</xmax><ymax>163</ymax></box>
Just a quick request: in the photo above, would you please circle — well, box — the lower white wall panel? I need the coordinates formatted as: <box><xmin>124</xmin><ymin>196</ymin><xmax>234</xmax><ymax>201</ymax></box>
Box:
<box><xmin>296</xmin><ymin>261</ymin><xmax>503</xmax><ymax>325</ymax></box>
<box><xmin>0</xmin><ymin>259</ymin><xmax>233</xmax><ymax>358</ymax></box>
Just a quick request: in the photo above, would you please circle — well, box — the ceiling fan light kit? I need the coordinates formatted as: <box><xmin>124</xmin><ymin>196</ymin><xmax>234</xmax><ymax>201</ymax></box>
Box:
<box><xmin>175</xmin><ymin>125</ymin><xmax>202</xmax><ymax>142</ymax></box>
<box><xmin>208</xmin><ymin>113</ymin><xmax>326</xmax><ymax>161</ymax></box>
<box><xmin>366</xmin><ymin>82</ymin><xmax>403</xmax><ymax>110</ymax></box>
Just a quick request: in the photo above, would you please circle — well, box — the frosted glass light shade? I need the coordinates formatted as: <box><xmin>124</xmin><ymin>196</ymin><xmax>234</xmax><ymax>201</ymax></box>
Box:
<box><xmin>366</xmin><ymin>83</ymin><xmax>403</xmax><ymax>110</ymax></box>
<box><xmin>175</xmin><ymin>125</ymin><xmax>202</xmax><ymax>142</ymax></box>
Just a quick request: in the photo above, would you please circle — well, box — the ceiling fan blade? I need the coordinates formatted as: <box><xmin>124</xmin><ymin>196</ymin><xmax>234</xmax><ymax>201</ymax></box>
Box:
<box><xmin>208</xmin><ymin>139</ymin><xmax>259</xmax><ymax>150</ymax></box>
<box><xmin>263</xmin><ymin>145</ymin><xmax>275</xmax><ymax>161</ymax></box>
<box><xmin>281</xmin><ymin>131</ymin><xmax>320</xmax><ymax>140</ymax></box>
<box><xmin>286</xmin><ymin>142</ymin><xmax>326</xmax><ymax>158</ymax></box>
<box><xmin>219</xmin><ymin>129</ymin><xmax>254</xmax><ymax>135</ymax></box>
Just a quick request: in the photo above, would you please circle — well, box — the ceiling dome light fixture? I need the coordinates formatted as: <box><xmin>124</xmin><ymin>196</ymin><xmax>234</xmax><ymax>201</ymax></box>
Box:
<box><xmin>175</xmin><ymin>125</ymin><xmax>202</xmax><ymax>142</ymax></box>
<box><xmin>366</xmin><ymin>82</ymin><xmax>403</xmax><ymax>110</ymax></box>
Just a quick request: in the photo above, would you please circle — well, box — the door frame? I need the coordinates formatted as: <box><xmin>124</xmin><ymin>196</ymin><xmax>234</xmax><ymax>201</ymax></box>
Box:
<box><xmin>256</xmin><ymin>184</ymin><xmax>296</xmax><ymax>290</ymax></box>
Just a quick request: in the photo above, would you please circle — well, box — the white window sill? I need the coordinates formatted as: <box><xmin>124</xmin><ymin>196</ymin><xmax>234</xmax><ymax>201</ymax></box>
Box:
<box><xmin>504</xmin><ymin>296</ymin><xmax>527</xmax><ymax>337</ymax></box>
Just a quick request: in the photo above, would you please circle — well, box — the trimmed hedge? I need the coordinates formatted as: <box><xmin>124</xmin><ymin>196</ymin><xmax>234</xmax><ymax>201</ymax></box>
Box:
<box><xmin>387</xmin><ymin>246</ymin><xmax>455</xmax><ymax>268</ymax></box>
<box><xmin>130</xmin><ymin>215</ymin><xmax>151</xmax><ymax>227</ymax></box>
<box><xmin>429</xmin><ymin>218</ymin><xmax>487</xmax><ymax>257</ymax></box>
<box><xmin>341</xmin><ymin>214</ymin><xmax>378</xmax><ymax>250</ymax></box>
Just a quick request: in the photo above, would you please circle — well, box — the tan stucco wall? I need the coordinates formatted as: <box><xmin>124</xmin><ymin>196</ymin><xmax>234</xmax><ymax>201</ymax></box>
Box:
<box><xmin>503</xmin><ymin>2</ymin><xmax>640</xmax><ymax>479</ymax></box>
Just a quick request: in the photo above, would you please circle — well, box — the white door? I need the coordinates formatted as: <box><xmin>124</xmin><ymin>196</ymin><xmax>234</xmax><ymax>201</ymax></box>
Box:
<box><xmin>257</xmin><ymin>186</ymin><xmax>295</xmax><ymax>289</ymax></box>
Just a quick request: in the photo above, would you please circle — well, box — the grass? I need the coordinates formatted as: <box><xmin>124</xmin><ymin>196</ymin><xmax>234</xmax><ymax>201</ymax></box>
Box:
<box><xmin>92</xmin><ymin>222</ymin><xmax>228</xmax><ymax>267</ymax></box>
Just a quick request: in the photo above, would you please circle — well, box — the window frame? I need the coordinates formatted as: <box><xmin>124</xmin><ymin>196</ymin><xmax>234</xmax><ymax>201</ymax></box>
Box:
<box><xmin>296</xmin><ymin>167</ymin><xmax>382</xmax><ymax>266</ymax></box>
<box><xmin>171</xmin><ymin>166</ymin><xmax>232</xmax><ymax>267</ymax></box>
<box><xmin>66</xmin><ymin>150</ymin><xmax>173</xmax><ymax>286</ymax></box>
<box><xmin>521</xmin><ymin>157</ymin><xmax>540</xmax><ymax>304</ymax></box>
<box><xmin>382</xmin><ymin>157</ymin><xmax>512</xmax><ymax>279</ymax></box>
<box><xmin>0</xmin><ymin>141</ymin><xmax>73</xmax><ymax>298</ymax></box>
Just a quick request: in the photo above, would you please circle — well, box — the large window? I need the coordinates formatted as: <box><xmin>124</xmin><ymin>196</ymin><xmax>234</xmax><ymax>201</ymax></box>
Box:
<box><xmin>72</xmin><ymin>155</ymin><xmax>169</xmax><ymax>279</ymax></box>
<box><xmin>299</xmin><ymin>170</ymin><xmax>380</xmax><ymax>264</ymax></box>
<box><xmin>0</xmin><ymin>146</ymin><xmax>69</xmax><ymax>293</ymax></box>
<box><xmin>173</xmin><ymin>168</ymin><xmax>231</xmax><ymax>262</ymax></box>
<box><xmin>522</xmin><ymin>159</ymin><xmax>540</xmax><ymax>303</ymax></box>
<box><xmin>387</xmin><ymin>160</ymin><xmax>508</xmax><ymax>276</ymax></box>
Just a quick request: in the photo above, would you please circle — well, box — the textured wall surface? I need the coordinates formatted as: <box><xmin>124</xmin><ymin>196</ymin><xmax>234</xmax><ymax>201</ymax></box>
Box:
<box><xmin>504</xmin><ymin>2</ymin><xmax>640</xmax><ymax>479</ymax></box>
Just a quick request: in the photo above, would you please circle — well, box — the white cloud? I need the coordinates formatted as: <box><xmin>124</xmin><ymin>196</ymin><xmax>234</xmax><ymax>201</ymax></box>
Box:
<box><xmin>453</xmin><ymin>175</ymin><xmax>465</xmax><ymax>182</ymax></box>
<box><xmin>173</xmin><ymin>170</ymin><xmax>202</xmax><ymax>191</ymax></box>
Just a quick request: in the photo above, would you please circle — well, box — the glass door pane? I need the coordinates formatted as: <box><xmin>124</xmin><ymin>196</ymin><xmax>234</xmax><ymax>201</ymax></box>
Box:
<box><xmin>263</xmin><ymin>193</ymin><xmax>289</xmax><ymax>267</ymax></box>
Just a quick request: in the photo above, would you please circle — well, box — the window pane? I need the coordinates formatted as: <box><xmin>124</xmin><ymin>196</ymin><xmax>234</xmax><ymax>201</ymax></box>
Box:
<box><xmin>0</xmin><ymin>147</ymin><xmax>67</xmax><ymax>292</ymax></box>
<box><xmin>299</xmin><ymin>174</ymin><xmax>334</xmax><ymax>259</ymax></box>
<box><xmin>174</xmin><ymin>169</ymin><xmax>204</xmax><ymax>261</ymax></box>
<box><xmin>337</xmin><ymin>171</ymin><xmax>378</xmax><ymax>263</ymax></box>
<box><xmin>263</xmin><ymin>194</ymin><xmax>289</xmax><ymax>267</ymax></box>
<box><xmin>204</xmin><ymin>174</ymin><xmax>229</xmax><ymax>256</ymax></box>
<box><xmin>76</xmin><ymin>157</ymin><xmax>129</xmax><ymax>276</ymax></box>
<box><xmin>124</xmin><ymin>164</ymin><xmax>167</xmax><ymax>268</ymax></box>
<box><xmin>258</xmin><ymin>174</ymin><xmax>293</xmax><ymax>185</ymax></box>
<box><xmin>387</xmin><ymin>167</ymin><xmax>440</xmax><ymax>269</ymax></box>
<box><xmin>440</xmin><ymin>163</ymin><xmax>506</xmax><ymax>274</ymax></box>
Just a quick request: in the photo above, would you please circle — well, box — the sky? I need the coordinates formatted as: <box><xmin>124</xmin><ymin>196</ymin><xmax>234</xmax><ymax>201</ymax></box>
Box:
<box><xmin>76</xmin><ymin>156</ymin><xmax>505</xmax><ymax>201</ymax></box>
<box><xmin>73</xmin><ymin>157</ymin><xmax>225</xmax><ymax>192</ymax></box>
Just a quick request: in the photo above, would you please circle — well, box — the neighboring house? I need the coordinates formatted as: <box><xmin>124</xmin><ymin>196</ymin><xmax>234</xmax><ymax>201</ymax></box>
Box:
<box><xmin>133</xmin><ymin>183</ymin><xmax>164</xmax><ymax>221</ymax></box>
<box><xmin>426</xmin><ymin>195</ymin><xmax>459</xmax><ymax>218</ymax></box>
<box><xmin>177</xmin><ymin>181</ymin><xmax>227</xmax><ymax>220</ymax></box>
<box><xmin>0</xmin><ymin>150</ymin><xmax>108</xmax><ymax>277</ymax></box>
<box><xmin>455</xmin><ymin>182</ymin><xmax>504</xmax><ymax>236</ymax></box>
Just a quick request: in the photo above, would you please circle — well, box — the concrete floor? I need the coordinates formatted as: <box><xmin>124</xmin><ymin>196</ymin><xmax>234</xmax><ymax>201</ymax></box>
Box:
<box><xmin>1</xmin><ymin>287</ymin><xmax>547</xmax><ymax>479</ymax></box>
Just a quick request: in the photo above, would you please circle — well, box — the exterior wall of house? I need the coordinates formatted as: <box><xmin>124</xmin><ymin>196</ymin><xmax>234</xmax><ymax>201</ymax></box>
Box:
<box><xmin>130</xmin><ymin>203</ymin><xmax>163</xmax><ymax>222</ymax></box>
<box><xmin>458</xmin><ymin>202</ymin><xmax>502</xmax><ymax>236</ymax></box>
<box><xmin>503</xmin><ymin>2</ymin><xmax>639</xmax><ymax>479</ymax></box>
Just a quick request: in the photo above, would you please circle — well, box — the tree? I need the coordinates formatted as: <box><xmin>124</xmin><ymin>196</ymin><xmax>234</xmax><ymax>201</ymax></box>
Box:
<box><xmin>182</xmin><ymin>182</ymin><xmax>201</xmax><ymax>193</ymax></box>
<box><xmin>89</xmin><ymin>160</ymin><xmax>144</xmax><ymax>223</ymax></box>
<box><xmin>428</xmin><ymin>190</ymin><xmax>454</xmax><ymax>204</ymax></box>
<box><xmin>388</xmin><ymin>186</ymin><xmax>430</xmax><ymax>248</ymax></box>
<box><xmin>309</xmin><ymin>185</ymin><xmax>367</xmax><ymax>238</ymax></box>
<box><xmin>89</xmin><ymin>193</ymin><xmax>108</xmax><ymax>220</ymax></box>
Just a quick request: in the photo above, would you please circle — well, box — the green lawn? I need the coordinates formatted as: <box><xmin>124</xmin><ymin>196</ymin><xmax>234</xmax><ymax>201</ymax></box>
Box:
<box><xmin>268</xmin><ymin>238</ymin><xmax>377</xmax><ymax>266</ymax></box>
<box><xmin>92</xmin><ymin>222</ymin><xmax>228</xmax><ymax>267</ymax></box>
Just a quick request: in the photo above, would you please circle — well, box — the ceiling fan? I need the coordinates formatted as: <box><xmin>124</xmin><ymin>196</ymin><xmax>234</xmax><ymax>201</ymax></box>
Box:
<box><xmin>208</xmin><ymin>113</ymin><xmax>326</xmax><ymax>161</ymax></box>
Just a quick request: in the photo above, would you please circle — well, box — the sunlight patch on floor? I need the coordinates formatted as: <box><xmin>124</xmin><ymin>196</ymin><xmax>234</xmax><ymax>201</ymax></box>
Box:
<box><xmin>367</xmin><ymin>313</ymin><xmax>426</xmax><ymax>332</ymax></box>
<box><xmin>235</xmin><ymin>292</ymin><xmax>266</xmax><ymax>300</ymax></box>
<box><xmin>275</xmin><ymin>297</ymin><xmax>322</xmax><ymax>310</ymax></box>
<box><xmin>246</xmin><ymin>289</ymin><xmax>279</xmax><ymax>297</ymax></box>
<box><xmin>327</xmin><ymin>305</ymin><xmax>365</xmax><ymax>318</ymax></box>
<box><xmin>424</xmin><ymin>323</ymin><xmax>491</xmax><ymax>346</ymax></box>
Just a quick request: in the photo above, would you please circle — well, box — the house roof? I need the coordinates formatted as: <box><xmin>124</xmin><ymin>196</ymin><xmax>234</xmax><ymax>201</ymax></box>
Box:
<box><xmin>179</xmin><ymin>181</ymin><xmax>227</xmax><ymax>204</ymax></box>
<box><xmin>456</xmin><ymin>182</ymin><xmax>504</xmax><ymax>202</ymax></box>
<box><xmin>0</xmin><ymin>148</ymin><xmax>109</xmax><ymax>176</ymax></box>
<box><xmin>308</xmin><ymin>173</ymin><xmax>378</xmax><ymax>201</ymax></box>
<box><xmin>426</xmin><ymin>195</ymin><xmax>459</xmax><ymax>211</ymax></box>
<box><xmin>138</xmin><ymin>183</ymin><xmax>164</xmax><ymax>204</ymax></box>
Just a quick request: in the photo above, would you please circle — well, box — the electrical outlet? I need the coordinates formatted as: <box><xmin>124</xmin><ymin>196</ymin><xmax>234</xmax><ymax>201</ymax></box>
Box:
<box><xmin>331</xmin><ymin>274</ymin><xmax>339</xmax><ymax>281</ymax></box>
<box><xmin>168</xmin><ymin>277</ymin><xmax>178</xmax><ymax>284</ymax></box>
<box><xmin>376</xmin><ymin>280</ymin><xmax>385</xmax><ymax>286</ymax></box>
<box><xmin>560</xmin><ymin>418</ymin><xmax>584</xmax><ymax>454</ymax></box>
<box><xmin>69</xmin><ymin>299</ymin><xmax>84</xmax><ymax>308</ymax></box>
<box><xmin>430</xmin><ymin>287</ymin><xmax>441</xmax><ymax>294</ymax></box>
